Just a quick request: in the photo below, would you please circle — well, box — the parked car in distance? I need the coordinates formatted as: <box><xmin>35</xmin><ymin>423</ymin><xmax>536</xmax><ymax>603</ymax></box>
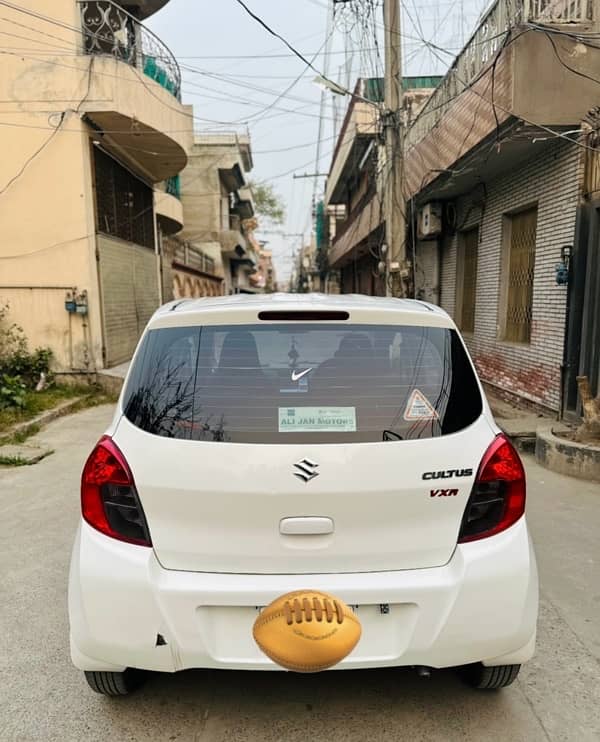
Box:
<box><xmin>69</xmin><ymin>294</ymin><xmax>538</xmax><ymax>695</ymax></box>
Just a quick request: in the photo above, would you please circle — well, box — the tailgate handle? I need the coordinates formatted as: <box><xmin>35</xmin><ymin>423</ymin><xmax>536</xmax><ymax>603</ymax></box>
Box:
<box><xmin>280</xmin><ymin>517</ymin><xmax>334</xmax><ymax>536</ymax></box>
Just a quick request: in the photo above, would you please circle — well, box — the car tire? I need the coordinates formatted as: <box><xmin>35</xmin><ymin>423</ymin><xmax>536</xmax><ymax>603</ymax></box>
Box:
<box><xmin>84</xmin><ymin>669</ymin><xmax>146</xmax><ymax>696</ymax></box>
<box><xmin>458</xmin><ymin>663</ymin><xmax>521</xmax><ymax>690</ymax></box>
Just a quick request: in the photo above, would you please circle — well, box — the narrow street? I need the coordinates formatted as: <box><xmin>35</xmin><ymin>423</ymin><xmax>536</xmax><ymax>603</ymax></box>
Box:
<box><xmin>0</xmin><ymin>405</ymin><xmax>598</xmax><ymax>742</ymax></box>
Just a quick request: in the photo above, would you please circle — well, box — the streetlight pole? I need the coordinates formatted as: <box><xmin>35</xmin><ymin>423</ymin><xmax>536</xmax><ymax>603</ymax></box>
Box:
<box><xmin>383</xmin><ymin>0</ymin><xmax>407</xmax><ymax>297</ymax></box>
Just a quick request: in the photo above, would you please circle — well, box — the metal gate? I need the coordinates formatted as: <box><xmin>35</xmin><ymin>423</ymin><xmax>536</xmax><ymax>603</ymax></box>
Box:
<box><xmin>457</xmin><ymin>227</ymin><xmax>479</xmax><ymax>334</ymax></box>
<box><xmin>505</xmin><ymin>208</ymin><xmax>537</xmax><ymax>344</ymax></box>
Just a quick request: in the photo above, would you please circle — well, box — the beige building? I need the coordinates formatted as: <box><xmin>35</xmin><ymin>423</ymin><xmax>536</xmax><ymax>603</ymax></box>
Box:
<box><xmin>252</xmin><ymin>244</ymin><xmax>277</xmax><ymax>293</ymax></box>
<box><xmin>325</xmin><ymin>77</ymin><xmax>440</xmax><ymax>295</ymax></box>
<box><xmin>0</xmin><ymin>0</ymin><xmax>191</xmax><ymax>371</ymax></box>
<box><xmin>170</xmin><ymin>133</ymin><xmax>260</xmax><ymax>297</ymax></box>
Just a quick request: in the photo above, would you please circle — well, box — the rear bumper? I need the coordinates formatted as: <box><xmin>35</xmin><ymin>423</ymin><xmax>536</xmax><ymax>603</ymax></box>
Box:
<box><xmin>68</xmin><ymin>519</ymin><xmax>538</xmax><ymax>673</ymax></box>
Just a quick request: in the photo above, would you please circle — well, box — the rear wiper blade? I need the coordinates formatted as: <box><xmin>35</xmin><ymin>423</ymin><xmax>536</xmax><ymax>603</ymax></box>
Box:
<box><xmin>383</xmin><ymin>430</ymin><xmax>403</xmax><ymax>441</ymax></box>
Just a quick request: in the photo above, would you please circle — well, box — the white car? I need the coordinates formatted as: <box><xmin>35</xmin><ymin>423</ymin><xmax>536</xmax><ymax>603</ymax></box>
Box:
<box><xmin>69</xmin><ymin>294</ymin><xmax>538</xmax><ymax>695</ymax></box>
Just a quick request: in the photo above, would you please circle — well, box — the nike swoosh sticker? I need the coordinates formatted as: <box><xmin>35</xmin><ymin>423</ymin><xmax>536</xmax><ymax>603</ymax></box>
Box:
<box><xmin>291</xmin><ymin>368</ymin><xmax>313</xmax><ymax>382</ymax></box>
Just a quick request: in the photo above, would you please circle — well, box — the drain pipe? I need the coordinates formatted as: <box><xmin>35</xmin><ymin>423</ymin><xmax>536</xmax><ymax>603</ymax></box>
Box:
<box><xmin>154</xmin><ymin>204</ymin><xmax>164</xmax><ymax>306</ymax></box>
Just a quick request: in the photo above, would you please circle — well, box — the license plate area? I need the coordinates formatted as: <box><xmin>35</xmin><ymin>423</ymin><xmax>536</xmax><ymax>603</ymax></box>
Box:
<box><xmin>197</xmin><ymin>603</ymin><xmax>419</xmax><ymax>664</ymax></box>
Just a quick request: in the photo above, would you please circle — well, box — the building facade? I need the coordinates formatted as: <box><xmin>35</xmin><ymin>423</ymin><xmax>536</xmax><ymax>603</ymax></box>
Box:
<box><xmin>176</xmin><ymin>133</ymin><xmax>259</xmax><ymax>297</ymax></box>
<box><xmin>0</xmin><ymin>0</ymin><xmax>191</xmax><ymax>370</ymax></box>
<box><xmin>246</xmin><ymin>242</ymin><xmax>277</xmax><ymax>293</ymax></box>
<box><xmin>433</xmin><ymin>139</ymin><xmax>581</xmax><ymax>412</ymax></box>
<box><xmin>165</xmin><ymin>239</ymin><xmax>224</xmax><ymax>300</ymax></box>
<box><xmin>325</xmin><ymin>77</ymin><xmax>441</xmax><ymax>296</ymax></box>
<box><xmin>405</xmin><ymin>0</ymin><xmax>600</xmax><ymax>414</ymax></box>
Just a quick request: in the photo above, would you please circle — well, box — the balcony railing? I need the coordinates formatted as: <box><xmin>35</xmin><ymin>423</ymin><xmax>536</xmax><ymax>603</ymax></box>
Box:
<box><xmin>165</xmin><ymin>174</ymin><xmax>181</xmax><ymax>199</ymax></box>
<box><xmin>78</xmin><ymin>1</ymin><xmax>181</xmax><ymax>99</ymax></box>
<box><xmin>174</xmin><ymin>243</ymin><xmax>216</xmax><ymax>276</ymax></box>
<box><xmin>407</xmin><ymin>0</ymin><xmax>594</xmax><ymax>147</ymax></box>
<box><xmin>525</xmin><ymin>0</ymin><xmax>592</xmax><ymax>22</ymax></box>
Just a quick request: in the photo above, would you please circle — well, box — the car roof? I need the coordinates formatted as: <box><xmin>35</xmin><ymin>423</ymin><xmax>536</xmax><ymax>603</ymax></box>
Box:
<box><xmin>149</xmin><ymin>293</ymin><xmax>454</xmax><ymax>330</ymax></box>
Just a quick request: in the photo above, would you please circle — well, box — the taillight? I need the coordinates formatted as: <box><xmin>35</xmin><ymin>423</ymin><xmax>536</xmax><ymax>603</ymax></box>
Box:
<box><xmin>81</xmin><ymin>436</ymin><xmax>151</xmax><ymax>547</ymax></box>
<box><xmin>458</xmin><ymin>434</ymin><xmax>526</xmax><ymax>543</ymax></box>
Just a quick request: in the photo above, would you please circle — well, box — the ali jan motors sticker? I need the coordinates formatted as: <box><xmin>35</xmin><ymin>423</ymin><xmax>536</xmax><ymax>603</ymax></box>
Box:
<box><xmin>279</xmin><ymin>407</ymin><xmax>357</xmax><ymax>433</ymax></box>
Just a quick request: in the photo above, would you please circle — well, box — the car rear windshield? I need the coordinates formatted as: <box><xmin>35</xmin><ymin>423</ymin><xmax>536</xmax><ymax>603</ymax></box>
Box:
<box><xmin>123</xmin><ymin>323</ymin><xmax>482</xmax><ymax>444</ymax></box>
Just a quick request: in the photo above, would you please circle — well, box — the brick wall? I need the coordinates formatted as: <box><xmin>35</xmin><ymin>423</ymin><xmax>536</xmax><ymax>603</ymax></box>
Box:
<box><xmin>414</xmin><ymin>240</ymin><xmax>440</xmax><ymax>304</ymax></box>
<box><xmin>440</xmin><ymin>139</ymin><xmax>583</xmax><ymax>411</ymax></box>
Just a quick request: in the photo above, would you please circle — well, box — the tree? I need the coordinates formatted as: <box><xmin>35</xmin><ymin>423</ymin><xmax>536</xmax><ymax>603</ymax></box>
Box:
<box><xmin>248</xmin><ymin>181</ymin><xmax>285</xmax><ymax>225</ymax></box>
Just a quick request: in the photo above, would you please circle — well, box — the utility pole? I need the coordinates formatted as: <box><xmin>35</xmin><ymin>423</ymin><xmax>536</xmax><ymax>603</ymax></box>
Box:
<box><xmin>383</xmin><ymin>0</ymin><xmax>408</xmax><ymax>297</ymax></box>
<box><xmin>314</xmin><ymin>0</ymin><xmax>335</xmax><ymax>207</ymax></box>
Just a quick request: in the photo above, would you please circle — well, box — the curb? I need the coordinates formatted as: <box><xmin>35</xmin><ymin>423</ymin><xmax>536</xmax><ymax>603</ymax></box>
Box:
<box><xmin>0</xmin><ymin>444</ymin><xmax>54</xmax><ymax>466</ymax></box>
<box><xmin>0</xmin><ymin>396</ymin><xmax>86</xmax><ymax>446</ymax></box>
<box><xmin>499</xmin><ymin>427</ymin><xmax>537</xmax><ymax>455</ymax></box>
<box><xmin>535</xmin><ymin>426</ymin><xmax>600</xmax><ymax>483</ymax></box>
<box><xmin>95</xmin><ymin>374</ymin><xmax>125</xmax><ymax>396</ymax></box>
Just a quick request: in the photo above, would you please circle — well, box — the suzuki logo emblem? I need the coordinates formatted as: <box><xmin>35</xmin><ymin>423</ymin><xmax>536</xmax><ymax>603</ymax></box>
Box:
<box><xmin>293</xmin><ymin>458</ymin><xmax>320</xmax><ymax>482</ymax></box>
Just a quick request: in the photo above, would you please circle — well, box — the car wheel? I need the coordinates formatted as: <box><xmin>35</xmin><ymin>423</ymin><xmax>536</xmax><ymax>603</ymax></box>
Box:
<box><xmin>458</xmin><ymin>663</ymin><xmax>521</xmax><ymax>690</ymax></box>
<box><xmin>84</xmin><ymin>669</ymin><xmax>146</xmax><ymax>696</ymax></box>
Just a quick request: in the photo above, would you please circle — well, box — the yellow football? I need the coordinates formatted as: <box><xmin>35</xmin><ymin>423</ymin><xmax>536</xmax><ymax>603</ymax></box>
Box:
<box><xmin>253</xmin><ymin>590</ymin><xmax>362</xmax><ymax>672</ymax></box>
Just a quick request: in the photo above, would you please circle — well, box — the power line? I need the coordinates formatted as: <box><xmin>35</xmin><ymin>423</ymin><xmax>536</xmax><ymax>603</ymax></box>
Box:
<box><xmin>0</xmin><ymin>45</ymin><xmax>336</xmax><ymax>128</ymax></box>
<box><xmin>0</xmin><ymin>102</ymin><xmax>314</xmax><ymax>137</ymax></box>
<box><xmin>0</xmin><ymin>0</ymin><xmax>80</xmax><ymax>35</ymax></box>
<box><xmin>0</xmin><ymin>54</ymin><xmax>96</xmax><ymax>195</ymax></box>
<box><xmin>254</xmin><ymin>133</ymin><xmax>338</xmax><ymax>154</ymax></box>
<box><xmin>0</xmin><ymin>2</ymin><xmax>329</xmax><ymax>276</ymax></box>
<box><xmin>0</xmin><ymin>5</ymin><xmax>332</xmax><ymax>125</ymax></box>
<box><xmin>0</xmin><ymin>111</ymin><xmax>64</xmax><ymax>195</ymax></box>
<box><xmin>403</xmin><ymin>23</ymin><xmax>600</xmax><ymax>204</ymax></box>
<box><xmin>0</xmin><ymin>0</ymin><xmax>469</xmax><ymax>65</ymax></box>
<box><xmin>119</xmin><ymin>119</ymin><xmax>364</xmax><ymax>242</ymax></box>
<box><xmin>256</xmin><ymin>120</ymin><xmax>367</xmax><ymax>182</ymax></box>
<box><xmin>0</xmin><ymin>4</ymin><xmax>448</xmax><ymax>121</ymax></box>
<box><xmin>0</xmin><ymin>36</ymin><xmax>336</xmax><ymax>126</ymax></box>
<box><xmin>241</xmin><ymin>29</ymin><xmax>336</xmax><ymax>124</ymax></box>
<box><xmin>0</xmin><ymin>232</ymin><xmax>95</xmax><ymax>260</ymax></box>
<box><xmin>232</xmin><ymin>0</ymin><xmax>375</xmax><ymax>106</ymax></box>
<box><xmin>0</xmin><ymin>42</ymin><xmax>319</xmax><ymax>110</ymax></box>
<box><xmin>180</xmin><ymin>65</ymin><xmax>327</xmax><ymax>106</ymax></box>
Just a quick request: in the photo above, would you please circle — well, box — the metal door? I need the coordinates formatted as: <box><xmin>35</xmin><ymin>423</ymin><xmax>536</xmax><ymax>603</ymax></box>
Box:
<box><xmin>563</xmin><ymin>203</ymin><xmax>600</xmax><ymax>417</ymax></box>
<box><xmin>97</xmin><ymin>236</ymin><xmax>159</xmax><ymax>367</ymax></box>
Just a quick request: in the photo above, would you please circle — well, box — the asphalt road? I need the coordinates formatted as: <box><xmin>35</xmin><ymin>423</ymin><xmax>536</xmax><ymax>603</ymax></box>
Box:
<box><xmin>1</xmin><ymin>405</ymin><xmax>599</xmax><ymax>742</ymax></box>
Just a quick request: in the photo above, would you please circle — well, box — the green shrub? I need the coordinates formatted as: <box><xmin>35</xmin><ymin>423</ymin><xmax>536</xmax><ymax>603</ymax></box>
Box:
<box><xmin>0</xmin><ymin>374</ymin><xmax>26</xmax><ymax>410</ymax></box>
<box><xmin>4</xmin><ymin>347</ymin><xmax>53</xmax><ymax>387</ymax></box>
<box><xmin>0</xmin><ymin>303</ymin><xmax>27</xmax><ymax>362</ymax></box>
<box><xmin>0</xmin><ymin>304</ymin><xmax>53</xmax><ymax>406</ymax></box>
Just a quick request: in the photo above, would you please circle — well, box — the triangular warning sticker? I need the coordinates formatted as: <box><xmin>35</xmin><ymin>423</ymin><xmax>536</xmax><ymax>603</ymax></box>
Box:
<box><xmin>403</xmin><ymin>389</ymin><xmax>439</xmax><ymax>421</ymax></box>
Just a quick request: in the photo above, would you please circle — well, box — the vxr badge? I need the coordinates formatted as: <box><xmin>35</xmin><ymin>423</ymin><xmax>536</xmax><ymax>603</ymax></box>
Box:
<box><xmin>430</xmin><ymin>488</ymin><xmax>459</xmax><ymax>497</ymax></box>
<box><xmin>293</xmin><ymin>458</ymin><xmax>319</xmax><ymax>482</ymax></box>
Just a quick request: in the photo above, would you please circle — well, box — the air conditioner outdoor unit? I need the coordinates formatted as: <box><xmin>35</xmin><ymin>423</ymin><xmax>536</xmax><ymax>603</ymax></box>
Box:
<box><xmin>418</xmin><ymin>203</ymin><xmax>442</xmax><ymax>239</ymax></box>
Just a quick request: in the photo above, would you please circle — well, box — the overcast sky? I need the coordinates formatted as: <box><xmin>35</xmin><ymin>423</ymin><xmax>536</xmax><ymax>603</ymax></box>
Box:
<box><xmin>149</xmin><ymin>0</ymin><xmax>489</xmax><ymax>285</ymax></box>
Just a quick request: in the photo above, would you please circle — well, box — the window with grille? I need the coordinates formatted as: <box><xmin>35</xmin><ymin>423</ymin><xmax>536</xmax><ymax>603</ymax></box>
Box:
<box><xmin>502</xmin><ymin>207</ymin><xmax>538</xmax><ymax>344</ymax></box>
<box><xmin>456</xmin><ymin>227</ymin><xmax>479</xmax><ymax>334</ymax></box>
<box><xmin>93</xmin><ymin>147</ymin><xmax>155</xmax><ymax>249</ymax></box>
